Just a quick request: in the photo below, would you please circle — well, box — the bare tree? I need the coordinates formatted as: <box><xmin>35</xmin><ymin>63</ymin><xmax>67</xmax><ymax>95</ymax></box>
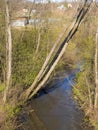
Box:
<box><xmin>25</xmin><ymin>0</ymin><xmax>92</xmax><ymax>100</ymax></box>
<box><xmin>25</xmin><ymin>19</ymin><xmax>70</xmax><ymax>99</ymax></box>
<box><xmin>94</xmin><ymin>28</ymin><xmax>98</xmax><ymax>109</ymax></box>
<box><xmin>3</xmin><ymin>0</ymin><xmax>12</xmax><ymax>103</ymax></box>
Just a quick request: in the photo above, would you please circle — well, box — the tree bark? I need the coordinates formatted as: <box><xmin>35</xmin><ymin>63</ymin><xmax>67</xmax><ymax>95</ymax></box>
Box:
<box><xmin>3</xmin><ymin>0</ymin><xmax>12</xmax><ymax>103</ymax></box>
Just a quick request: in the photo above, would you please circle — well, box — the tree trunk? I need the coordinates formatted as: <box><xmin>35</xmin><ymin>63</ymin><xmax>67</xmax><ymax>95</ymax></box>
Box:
<box><xmin>28</xmin><ymin>13</ymin><xmax>83</xmax><ymax>99</ymax></box>
<box><xmin>3</xmin><ymin>0</ymin><xmax>12</xmax><ymax>103</ymax></box>
<box><xmin>25</xmin><ymin>0</ymin><xmax>92</xmax><ymax>100</ymax></box>
<box><xmin>36</xmin><ymin>29</ymin><xmax>41</xmax><ymax>53</ymax></box>
<box><xmin>25</xmin><ymin>22</ymin><xmax>69</xmax><ymax>99</ymax></box>
<box><xmin>29</xmin><ymin>42</ymin><xmax>69</xmax><ymax>99</ymax></box>
<box><xmin>94</xmin><ymin>29</ymin><xmax>98</xmax><ymax>109</ymax></box>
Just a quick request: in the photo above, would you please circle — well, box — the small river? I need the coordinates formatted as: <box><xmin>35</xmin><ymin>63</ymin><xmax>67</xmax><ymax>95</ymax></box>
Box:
<box><xmin>16</xmin><ymin>70</ymin><xmax>93</xmax><ymax>130</ymax></box>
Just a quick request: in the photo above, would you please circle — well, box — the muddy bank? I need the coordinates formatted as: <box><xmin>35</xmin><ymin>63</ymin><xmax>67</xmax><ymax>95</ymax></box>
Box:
<box><xmin>15</xmin><ymin>71</ymin><xmax>94</xmax><ymax>130</ymax></box>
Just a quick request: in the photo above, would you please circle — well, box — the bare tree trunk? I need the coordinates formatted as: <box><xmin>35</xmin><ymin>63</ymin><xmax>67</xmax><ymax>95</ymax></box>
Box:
<box><xmin>28</xmin><ymin>12</ymin><xmax>83</xmax><ymax>99</ymax></box>
<box><xmin>25</xmin><ymin>3</ymin><xmax>77</xmax><ymax>99</ymax></box>
<box><xmin>36</xmin><ymin>28</ymin><xmax>41</xmax><ymax>53</ymax></box>
<box><xmin>34</xmin><ymin>0</ymin><xmax>91</xmax><ymax>85</ymax></box>
<box><xmin>25</xmin><ymin>23</ymin><xmax>69</xmax><ymax>99</ymax></box>
<box><xmin>26</xmin><ymin>21</ymin><xmax>75</xmax><ymax>99</ymax></box>
<box><xmin>25</xmin><ymin>0</ymin><xmax>92</xmax><ymax>100</ymax></box>
<box><xmin>94</xmin><ymin>29</ymin><xmax>98</xmax><ymax>109</ymax></box>
<box><xmin>29</xmin><ymin>42</ymin><xmax>69</xmax><ymax>99</ymax></box>
<box><xmin>3</xmin><ymin>0</ymin><xmax>12</xmax><ymax>103</ymax></box>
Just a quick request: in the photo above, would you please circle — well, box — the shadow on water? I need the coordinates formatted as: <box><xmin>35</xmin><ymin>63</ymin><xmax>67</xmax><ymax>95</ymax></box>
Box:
<box><xmin>33</xmin><ymin>71</ymin><xmax>77</xmax><ymax>99</ymax></box>
<box><xmin>15</xmin><ymin>70</ymin><xmax>94</xmax><ymax>130</ymax></box>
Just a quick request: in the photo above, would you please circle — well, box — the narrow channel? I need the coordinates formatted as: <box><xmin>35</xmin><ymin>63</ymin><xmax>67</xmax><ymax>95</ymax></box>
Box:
<box><xmin>31</xmin><ymin>71</ymin><xmax>83</xmax><ymax>130</ymax></box>
<box><xmin>16</xmin><ymin>70</ymin><xmax>92</xmax><ymax>130</ymax></box>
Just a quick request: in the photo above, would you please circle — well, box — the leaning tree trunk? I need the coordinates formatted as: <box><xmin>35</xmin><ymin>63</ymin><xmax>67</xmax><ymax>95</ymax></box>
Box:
<box><xmin>29</xmin><ymin>42</ymin><xmax>69</xmax><ymax>99</ymax></box>
<box><xmin>25</xmin><ymin>0</ymin><xmax>92</xmax><ymax>101</ymax></box>
<box><xmin>3</xmin><ymin>0</ymin><xmax>12</xmax><ymax>103</ymax></box>
<box><xmin>25</xmin><ymin>22</ymin><xmax>69</xmax><ymax>99</ymax></box>
<box><xmin>25</xmin><ymin>4</ymin><xmax>84</xmax><ymax>99</ymax></box>
<box><xmin>28</xmin><ymin>11</ymin><xmax>86</xmax><ymax>100</ymax></box>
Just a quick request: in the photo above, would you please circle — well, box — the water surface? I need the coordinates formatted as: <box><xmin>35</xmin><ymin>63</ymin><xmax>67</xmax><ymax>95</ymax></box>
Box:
<box><xmin>30</xmin><ymin>72</ymin><xmax>84</xmax><ymax>130</ymax></box>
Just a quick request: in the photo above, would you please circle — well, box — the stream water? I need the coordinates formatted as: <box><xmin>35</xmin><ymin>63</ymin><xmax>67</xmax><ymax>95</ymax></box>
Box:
<box><xmin>16</xmin><ymin>70</ymin><xmax>93</xmax><ymax>130</ymax></box>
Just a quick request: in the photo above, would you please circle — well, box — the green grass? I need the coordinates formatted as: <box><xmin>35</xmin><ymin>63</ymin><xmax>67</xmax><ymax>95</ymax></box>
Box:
<box><xmin>0</xmin><ymin>83</ymin><xmax>5</xmax><ymax>92</ymax></box>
